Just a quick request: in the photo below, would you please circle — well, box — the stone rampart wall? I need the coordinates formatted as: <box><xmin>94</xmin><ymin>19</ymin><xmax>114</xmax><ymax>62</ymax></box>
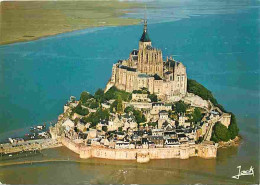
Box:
<box><xmin>62</xmin><ymin>138</ymin><xmax>217</xmax><ymax>163</ymax></box>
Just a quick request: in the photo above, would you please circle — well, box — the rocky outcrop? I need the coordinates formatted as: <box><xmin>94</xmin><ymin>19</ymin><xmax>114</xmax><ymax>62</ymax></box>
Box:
<box><xmin>183</xmin><ymin>93</ymin><xmax>210</xmax><ymax>109</ymax></box>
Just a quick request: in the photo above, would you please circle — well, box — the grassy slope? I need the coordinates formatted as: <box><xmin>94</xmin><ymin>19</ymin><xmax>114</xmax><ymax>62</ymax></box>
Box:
<box><xmin>0</xmin><ymin>1</ymin><xmax>142</xmax><ymax>45</ymax></box>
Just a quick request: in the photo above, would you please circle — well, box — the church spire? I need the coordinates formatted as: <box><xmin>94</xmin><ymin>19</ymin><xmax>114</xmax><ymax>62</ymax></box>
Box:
<box><xmin>144</xmin><ymin>6</ymin><xmax>147</xmax><ymax>33</ymax></box>
<box><xmin>140</xmin><ymin>6</ymin><xmax>151</xmax><ymax>42</ymax></box>
<box><xmin>144</xmin><ymin>19</ymin><xmax>147</xmax><ymax>33</ymax></box>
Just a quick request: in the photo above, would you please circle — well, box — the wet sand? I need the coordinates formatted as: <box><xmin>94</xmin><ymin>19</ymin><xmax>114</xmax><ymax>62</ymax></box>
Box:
<box><xmin>0</xmin><ymin>1</ymin><xmax>142</xmax><ymax>45</ymax></box>
<box><xmin>0</xmin><ymin>146</ymin><xmax>257</xmax><ymax>184</ymax></box>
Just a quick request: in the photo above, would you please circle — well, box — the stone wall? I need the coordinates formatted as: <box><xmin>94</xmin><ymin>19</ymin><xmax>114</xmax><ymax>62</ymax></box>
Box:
<box><xmin>124</xmin><ymin>102</ymin><xmax>152</xmax><ymax>110</ymax></box>
<box><xmin>61</xmin><ymin>138</ymin><xmax>217</xmax><ymax>163</ymax></box>
<box><xmin>219</xmin><ymin>113</ymin><xmax>231</xmax><ymax>128</ymax></box>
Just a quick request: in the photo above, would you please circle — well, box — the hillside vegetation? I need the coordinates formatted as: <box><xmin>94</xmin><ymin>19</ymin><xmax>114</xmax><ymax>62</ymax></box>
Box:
<box><xmin>187</xmin><ymin>79</ymin><xmax>239</xmax><ymax>142</ymax></box>
<box><xmin>187</xmin><ymin>79</ymin><xmax>226</xmax><ymax>112</ymax></box>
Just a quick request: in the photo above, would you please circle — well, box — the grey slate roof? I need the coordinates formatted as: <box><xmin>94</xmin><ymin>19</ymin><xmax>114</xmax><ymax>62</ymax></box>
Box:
<box><xmin>119</xmin><ymin>65</ymin><xmax>136</xmax><ymax>72</ymax></box>
<box><xmin>140</xmin><ymin>30</ymin><xmax>151</xmax><ymax>42</ymax></box>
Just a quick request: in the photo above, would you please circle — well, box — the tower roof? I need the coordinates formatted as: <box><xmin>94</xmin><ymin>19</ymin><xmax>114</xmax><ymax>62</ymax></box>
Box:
<box><xmin>140</xmin><ymin>30</ymin><xmax>151</xmax><ymax>42</ymax></box>
<box><xmin>140</xmin><ymin>17</ymin><xmax>151</xmax><ymax>42</ymax></box>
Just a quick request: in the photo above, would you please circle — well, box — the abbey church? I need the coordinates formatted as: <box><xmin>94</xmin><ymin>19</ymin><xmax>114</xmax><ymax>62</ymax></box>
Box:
<box><xmin>105</xmin><ymin>19</ymin><xmax>187</xmax><ymax>101</ymax></box>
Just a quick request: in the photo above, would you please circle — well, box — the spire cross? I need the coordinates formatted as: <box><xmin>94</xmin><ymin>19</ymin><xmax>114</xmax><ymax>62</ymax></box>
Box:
<box><xmin>144</xmin><ymin>5</ymin><xmax>147</xmax><ymax>32</ymax></box>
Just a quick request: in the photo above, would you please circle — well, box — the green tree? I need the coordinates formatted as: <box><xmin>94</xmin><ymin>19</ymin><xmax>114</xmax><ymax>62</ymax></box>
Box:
<box><xmin>192</xmin><ymin>107</ymin><xmax>203</xmax><ymax>123</ymax></box>
<box><xmin>89</xmin><ymin>100</ymin><xmax>99</xmax><ymax>109</ymax></box>
<box><xmin>104</xmin><ymin>87</ymin><xmax>116</xmax><ymax>100</ymax></box>
<box><xmin>133</xmin><ymin>90</ymin><xmax>143</xmax><ymax>94</ymax></box>
<box><xmin>124</xmin><ymin>106</ymin><xmax>134</xmax><ymax>114</ymax></box>
<box><xmin>133</xmin><ymin>109</ymin><xmax>146</xmax><ymax>124</ymax></box>
<box><xmin>212</xmin><ymin>122</ymin><xmax>231</xmax><ymax>142</ymax></box>
<box><xmin>211</xmin><ymin>132</ymin><xmax>219</xmax><ymax>143</ymax></box>
<box><xmin>73</xmin><ymin>102</ymin><xmax>89</xmax><ymax>116</ymax></box>
<box><xmin>117</xmin><ymin>95</ymin><xmax>123</xmax><ymax>113</ymax></box>
<box><xmin>104</xmin><ymin>86</ymin><xmax>131</xmax><ymax>101</ymax></box>
<box><xmin>175</xmin><ymin>101</ymin><xmax>188</xmax><ymax>114</ymax></box>
<box><xmin>148</xmin><ymin>94</ymin><xmax>158</xmax><ymax>102</ymax></box>
<box><xmin>228</xmin><ymin>113</ymin><xmax>239</xmax><ymax>139</ymax></box>
<box><xmin>96</xmin><ymin>108</ymin><xmax>110</xmax><ymax>120</ymax></box>
<box><xmin>118</xmin><ymin>127</ymin><xmax>122</xmax><ymax>132</ymax></box>
<box><xmin>81</xmin><ymin>108</ymin><xmax>110</xmax><ymax>128</ymax></box>
<box><xmin>102</xmin><ymin>126</ymin><xmax>108</xmax><ymax>132</ymax></box>
<box><xmin>94</xmin><ymin>88</ymin><xmax>105</xmax><ymax>102</ymax></box>
<box><xmin>80</xmin><ymin>91</ymin><xmax>93</xmax><ymax>104</ymax></box>
<box><xmin>148</xmin><ymin>122</ymin><xmax>157</xmax><ymax>127</ymax></box>
<box><xmin>110</xmin><ymin>100</ymin><xmax>118</xmax><ymax>113</ymax></box>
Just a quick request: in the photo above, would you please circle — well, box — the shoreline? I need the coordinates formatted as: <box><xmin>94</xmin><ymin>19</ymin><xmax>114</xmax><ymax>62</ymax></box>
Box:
<box><xmin>217</xmin><ymin>136</ymin><xmax>242</xmax><ymax>148</ymax></box>
<box><xmin>0</xmin><ymin>1</ymin><xmax>143</xmax><ymax>46</ymax></box>
<box><xmin>0</xmin><ymin>159</ymin><xmax>76</xmax><ymax>167</ymax></box>
<box><xmin>0</xmin><ymin>139</ymin><xmax>62</xmax><ymax>155</ymax></box>
<box><xmin>0</xmin><ymin>21</ymin><xmax>141</xmax><ymax>46</ymax></box>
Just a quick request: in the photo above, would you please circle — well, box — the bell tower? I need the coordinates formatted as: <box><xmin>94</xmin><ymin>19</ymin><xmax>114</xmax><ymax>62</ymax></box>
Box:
<box><xmin>139</xmin><ymin>12</ymin><xmax>152</xmax><ymax>50</ymax></box>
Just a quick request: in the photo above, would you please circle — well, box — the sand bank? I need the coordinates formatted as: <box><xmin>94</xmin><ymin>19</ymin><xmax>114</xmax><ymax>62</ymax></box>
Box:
<box><xmin>0</xmin><ymin>1</ymin><xmax>142</xmax><ymax>45</ymax></box>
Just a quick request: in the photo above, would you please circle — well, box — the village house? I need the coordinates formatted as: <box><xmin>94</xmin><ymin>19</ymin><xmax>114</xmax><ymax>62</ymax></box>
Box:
<box><xmin>76</xmin><ymin>122</ymin><xmax>86</xmax><ymax>132</ymax></box>
<box><xmin>152</xmin><ymin>129</ymin><xmax>164</xmax><ymax>136</ymax></box>
<box><xmin>178</xmin><ymin>134</ymin><xmax>189</xmax><ymax>144</ymax></box>
<box><xmin>135</xmin><ymin>141</ymin><xmax>143</xmax><ymax>149</ymax></box>
<box><xmin>87</xmin><ymin>129</ymin><xmax>97</xmax><ymax>139</ymax></box>
<box><xmin>100</xmin><ymin>138</ymin><xmax>110</xmax><ymax>147</ymax></box>
<box><xmin>62</xmin><ymin>119</ymin><xmax>75</xmax><ymax>132</ymax></box>
<box><xmin>164</xmin><ymin>138</ymin><xmax>180</xmax><ymax>147</ymax></box>
<box><xmin>179</xmin><ymin>115</ymin><xmax>190</xmax><ymax>127</ymax></box>
<box><xmin>115</xmin><ymin>141</ymin><xmax>130</xmax><ymax>149</ymax></box>
<box><xmin>151</xmin><ymin>103</ymin><xmax>172</xmax><ymax>115</ymax></box>
<box><xmin>162</xmin><ymin>122</ymin><xmax>174</xmax><ymax>131</ymax></box>
<box><xmin>148</xmin><ymin>135</ymin><xmax>164</xmax><ymax>148</ymax></box>
<box><xmin>131</xmin><ymin>93</ymin><xmax>151</xmax><ymax>102</ymax></box>
<box><xmin>164</xmin><ymin>131</ymin><xmax>177</xmax><ymax>139</ymax></box>
<box><xmin>141</xmin><ymin>138</ymin><xmax>149</xmax><ymax>149</ymax></box>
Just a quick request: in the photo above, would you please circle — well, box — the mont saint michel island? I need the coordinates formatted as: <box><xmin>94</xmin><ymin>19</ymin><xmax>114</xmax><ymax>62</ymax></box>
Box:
<box><xmin>2</xmin><ymin>0</ymin><xmax>260</xmax><ymax>183</ymax></box>
<box><xmin>0</xmin><ymin>19</ymin><xmax>240</xmax><ymax>164</ymax></box>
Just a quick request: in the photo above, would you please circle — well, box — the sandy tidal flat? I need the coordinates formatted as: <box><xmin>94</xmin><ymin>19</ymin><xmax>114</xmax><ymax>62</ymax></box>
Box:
<box><xmin>0</xmin><ymin>1</ymin><xmax>141</xmax><ymax>45</ymax></box>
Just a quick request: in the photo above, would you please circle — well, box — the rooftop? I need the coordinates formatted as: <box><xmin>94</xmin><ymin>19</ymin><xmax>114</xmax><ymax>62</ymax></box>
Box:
<box><xmin>138</xmin><ymin>73</ymin><xmax>150</xmax><ymax>78</ymax></box>
<box><xmin>140</xmin><ymin>18</ymin><xmax>151</xmax><ymax>42</ymax></box>
<box><xmin>140</xmin><ymin>30</ymin><xmax>151</xmax><ymax>42</ymax></box>
<box><xmin>119</xmin><ymin>65</ymin><xmax>136</xmax><ymax>72</ymax></box>
<box><xmin>131</xmin><ymin>49</ymin><xmax>138</xmax><ymax>55</ymax></box>
<box><xmin>153</xmin><ymin>74</ymin><xmax>162</xmax><ymax>80</ymax></box>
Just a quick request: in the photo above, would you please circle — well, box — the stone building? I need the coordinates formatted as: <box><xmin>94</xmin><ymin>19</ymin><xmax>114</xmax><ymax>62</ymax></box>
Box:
<box><xmin>105</xmin><ymin>19</ymin><xmax>187</xmax><ymax>100</ymax></box>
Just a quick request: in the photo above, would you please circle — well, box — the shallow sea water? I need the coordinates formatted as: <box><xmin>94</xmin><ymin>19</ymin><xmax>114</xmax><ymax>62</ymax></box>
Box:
<box><xmin>0</xmin><ymin>0</ymin><xmax>259</xmax><ymax>184</ymax></box>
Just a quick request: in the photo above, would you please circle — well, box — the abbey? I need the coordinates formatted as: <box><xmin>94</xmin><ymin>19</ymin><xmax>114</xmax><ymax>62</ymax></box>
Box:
<box><xmin>105</xmin><ymin>19</ymin><xmax>187</xmax><ymax>100</ymax></box>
